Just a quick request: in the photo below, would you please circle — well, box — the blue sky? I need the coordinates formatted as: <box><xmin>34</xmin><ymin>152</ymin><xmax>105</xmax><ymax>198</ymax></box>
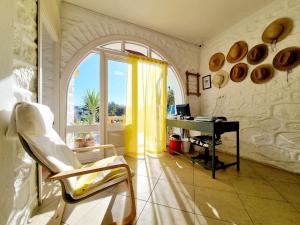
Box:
<box><xmin>74</xmin><ymin>53</ymin><xmax>127</xmax><ymax>106</ymax></box>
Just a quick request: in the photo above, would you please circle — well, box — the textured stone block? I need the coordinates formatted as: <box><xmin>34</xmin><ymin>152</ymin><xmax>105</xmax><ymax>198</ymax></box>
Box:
<box><xmin>275</xmin><ymin>132</ymin><xmax>300</xmax><ymax>150</ymax></box>
<box><xmin>273</xmin><ymin>104</ymin><xmax>300</xmax><ymax>120</ymax></box>
<box><xmin>199</xmin><ymin>0</ymin><xmax>300</xmax><ymax>172</ymax></box>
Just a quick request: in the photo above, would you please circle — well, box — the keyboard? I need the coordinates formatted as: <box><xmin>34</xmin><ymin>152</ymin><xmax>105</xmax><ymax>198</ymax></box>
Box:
<box><xmin>194</xmin><ymin>116</ymin><xmax>217</xmax><ymax>121</ymax></box>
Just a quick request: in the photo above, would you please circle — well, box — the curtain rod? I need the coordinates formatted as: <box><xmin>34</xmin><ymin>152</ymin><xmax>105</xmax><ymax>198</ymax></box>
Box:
<box><xmin>127</xmin><ymin>53</ymin><xmax>168</xmax><ymax>65</ymax></box>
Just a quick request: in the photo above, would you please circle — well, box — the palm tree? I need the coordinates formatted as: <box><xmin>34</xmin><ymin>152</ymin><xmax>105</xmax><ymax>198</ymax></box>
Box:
<box><xmin>83</xmin><ymin>89</ymin><xmax>100</xmax><ymax>124</ymax></box>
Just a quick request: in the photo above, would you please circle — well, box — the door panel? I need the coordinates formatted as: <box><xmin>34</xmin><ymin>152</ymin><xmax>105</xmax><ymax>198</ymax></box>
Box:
<box><xmin>66</xmin><ymin>52</ymin><xmax>101</xmax><ymax>147</ymax></box>
<box><xmin>106</xmin><ymin>59</ymin><xmax>130</xmax><ymax>147</ymax></box>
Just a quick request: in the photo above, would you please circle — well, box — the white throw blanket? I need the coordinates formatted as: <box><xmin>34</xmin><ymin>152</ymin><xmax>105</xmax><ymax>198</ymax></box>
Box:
<box><xmin>6</xmin><ymin>102</ymin><xmax>54</xmax><ymax>138</ymax></box>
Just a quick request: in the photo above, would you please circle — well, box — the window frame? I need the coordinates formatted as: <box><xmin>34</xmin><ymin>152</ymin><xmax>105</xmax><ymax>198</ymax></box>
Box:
<box><xmin>61</xmin><ymin>37</ymin><xmax>186</xmax><ymax>145</ymax></box>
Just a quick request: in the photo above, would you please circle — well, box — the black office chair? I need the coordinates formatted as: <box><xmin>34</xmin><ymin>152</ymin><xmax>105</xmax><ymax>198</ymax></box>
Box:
<box><xmin>190</xmin><ymin>117</ymin><xmax>227</xmax><ymax>170</ymax></box>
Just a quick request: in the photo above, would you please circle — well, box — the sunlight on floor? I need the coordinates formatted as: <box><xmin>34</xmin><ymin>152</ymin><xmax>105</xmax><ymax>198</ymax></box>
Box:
<box><xmin>29</xmin><ymin>152</ymin><xmax>300</xmax><ymax>225</ymax></box>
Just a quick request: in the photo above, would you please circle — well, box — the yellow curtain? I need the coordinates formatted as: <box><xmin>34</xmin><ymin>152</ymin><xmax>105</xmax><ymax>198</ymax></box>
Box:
<box><xmin>125</xmin><ymin>55</ymin><xmax>168</xmax><ymax>157</ymax></box>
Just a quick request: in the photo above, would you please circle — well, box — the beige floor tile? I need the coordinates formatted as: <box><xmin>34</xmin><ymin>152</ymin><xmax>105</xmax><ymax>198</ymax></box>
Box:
<box><xmin>225</xmin><ymin>162</ymin><xmax>262</xmax><ymax>179</ymax></box>
<box><xmin>195</xmin><ymin>214</ymin><xmax>242</xmax><ymax>225</ymax></box>
<box><xmin>124</xmin><ymin>156</ymin><xmax>143</xmax><ymax>169</ymax></box>
<box><xmin>194</xmin><ymin>187</ymin><xmax>252</xmax><ymax>224</ymax></box>
<box><xmin>160</xmin><ymin>165</ymin><xmax>194</xmax><ymax>185</ymax></box>
<box><xmin>63</xmin><ymin>191</ymin><xmax>113</xmax><ymax>225</ymax></box>
<box><xmin>149</xmin><ymin>179</ymin><xmax>195</xmax><ymax>213</ymax></box>
<box><xmin>136</xmin><ymin>202</ymin><xmax>195</xmax><ymax>225</ymax></box>
<box><xmin>194</xmin><ymin>169</ymin><xmax>235</xmax><ymax>193</ymax></box>
<box><xmin>292</xmin><ymin>203</ymin><xmax>300</xmax><ymax>213</ymax></box>
<box><xmin>239</xmin><ymin>194</ymin><xmax>300</xmax><ymax>225</ymax></box>
<box><xmin>194</xmin><ymin>164</ymin><xmax>230</xmax><ymax>180</ymax></box>
<box><xmin>252</xmin><ymin>165</ymin><xmax>300</xmax><ymax>184</ymax></box>
<box><xmin>230</xmin><ymin>177</ymin><xmax>284</xmax><ymax>201</ymax></box>
<box><xmin>160</xmin><ymin>155</ymin><xmax>195</xmax><ymax>169</ymax></box>
<box><xmin>269</xmin><ymin>181</ymin><xmax>300</xmax><ymax>204</ymax></box>
<box><xmin>30</xmin><ymin>153</ymin><xmax>300</xmax><ymax>225</ymax></box>
<box><xmin>28</xmin><ymin>214</ymin><xmax>53</xmax><ymax>225</ymax></box>
<box><xmin>110</xmin><ymin>195</ymin><xmax>146</xmax><ymax>225</ymax></box>
<box><xmin>134</xmin><ymin>161</ymin><xmax>163</xmax><ymax>178</ymax></box>
<box><xmin>115</xmin><ymin>175</ymin><xmax>158</xmax><ymax>201</ymax></box>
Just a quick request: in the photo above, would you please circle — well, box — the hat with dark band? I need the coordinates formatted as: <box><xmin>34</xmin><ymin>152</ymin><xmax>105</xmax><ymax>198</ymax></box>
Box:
<box><xmin>230</xmin><ymin>63</ymin><xmax>248</xmax><ymax>82</ymax></box>
<box><xmin>273</xmin><ymin>47</ymin><xmax>300</xmax><ymax>71</ymax></box>
<box><xmin>262</xmin><ymin>17</ymin><xmax>293</xmax><ymax>44</ymax></box>
<box><xmin>247</xmin><ymin>44</ymin><xmax>268</xmax><ymax>65</ymax></box>
<box><xmin>209</xmin><ymin>52</ymin><xmax>225</xmax><ymax>72</ymax></box>
<box><xmin>251</xmin><ymin>64</ymin><xmax>274</xmax><ymax>84</ymax></box>
<box><xmin>226</xmin><ymin>41</ymin><xmax>248</xmax><ymax>63</ymax></box>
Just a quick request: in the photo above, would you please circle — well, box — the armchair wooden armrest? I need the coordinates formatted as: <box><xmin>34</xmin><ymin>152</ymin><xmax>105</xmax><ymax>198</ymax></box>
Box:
<box><xmin>73</xmin><ymin>144</ymin><xmax>118</xmax><ymax>156</ymax></box>
<box><xmin>49</xmin><ymin>163</ymin><xmax>131</xmax><ymax>181</ymax></box>
<box><xmin>49</xmin><ymin>162</ymin><xmax>136</xmax><ymax>225</ymax></box>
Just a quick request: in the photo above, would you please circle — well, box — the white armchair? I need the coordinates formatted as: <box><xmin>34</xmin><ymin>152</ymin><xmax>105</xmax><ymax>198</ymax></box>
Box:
<box><xmin>12</xmin><ymin>102</ymin><xmax>136</xmax><ymax>225</ymax></box>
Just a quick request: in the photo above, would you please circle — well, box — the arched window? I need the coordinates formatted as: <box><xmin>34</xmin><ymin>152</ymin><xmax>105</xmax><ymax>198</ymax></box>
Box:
<box><xmin>65</xmin><ymin>40</ymin><xmax>184</xmax><ymax>148</ymax></box>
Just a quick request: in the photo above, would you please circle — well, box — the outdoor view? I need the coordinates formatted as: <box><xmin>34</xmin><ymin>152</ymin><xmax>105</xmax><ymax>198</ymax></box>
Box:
<box><xmin>69</xmin><ymin>56</ymin><xmax>128</xmax><ymax>126</ymax></box>
<box><xmin>66</xmin><ymin>48</ymin><xmax>181</xmax><ymax>147</ymax></box>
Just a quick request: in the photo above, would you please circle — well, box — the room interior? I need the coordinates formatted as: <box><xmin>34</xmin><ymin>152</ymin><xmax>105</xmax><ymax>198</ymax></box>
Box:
<box><xmin>1</xmin><ymin>0</ymin><xmax>300</xmax><ymax>225</ymax></box>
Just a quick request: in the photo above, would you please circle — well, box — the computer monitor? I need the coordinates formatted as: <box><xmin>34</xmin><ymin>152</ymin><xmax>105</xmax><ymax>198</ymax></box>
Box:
<box><xmin>176</xmin><ymin>104</ymin><xmax>191</xmax><ymax>116</ymax></box>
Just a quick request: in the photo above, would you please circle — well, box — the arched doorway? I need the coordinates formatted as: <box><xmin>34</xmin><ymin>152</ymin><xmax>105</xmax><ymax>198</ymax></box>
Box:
<box><xmin>62</xmin><ymin>39</ymin><xmax>185</xmax><ymax>149</ymax></box>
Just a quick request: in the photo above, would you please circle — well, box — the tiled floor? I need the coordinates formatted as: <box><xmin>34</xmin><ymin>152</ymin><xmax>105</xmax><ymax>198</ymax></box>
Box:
<box><xmin>29</xmin><ymin>152</ymin><xmax>300</xmax><ymax>225</ymax></box>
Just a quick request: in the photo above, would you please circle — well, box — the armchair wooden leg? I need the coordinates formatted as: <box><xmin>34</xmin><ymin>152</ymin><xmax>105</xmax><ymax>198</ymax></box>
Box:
<box><xmin>122</xmin><ymin>175</ymin><xmax>136</xmax><ymax>225</ymax></box>
<box><xmin>49</xmin><ymin>197</ymin><xmax>66</xmax><ymax>225</ymax></box>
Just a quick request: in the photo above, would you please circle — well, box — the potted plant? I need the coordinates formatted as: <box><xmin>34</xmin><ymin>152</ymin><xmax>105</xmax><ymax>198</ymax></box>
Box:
<box><xmin>74</xmin><ymin>132</ymin><xmax>87</xmax><ymax>148</ymax></box>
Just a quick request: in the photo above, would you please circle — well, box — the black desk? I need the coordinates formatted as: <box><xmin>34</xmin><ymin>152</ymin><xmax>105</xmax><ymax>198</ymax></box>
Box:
<box><xmin>166</xmin><ymin>119</ymin><xmax>240</xmax><ymax>178</ymax></box>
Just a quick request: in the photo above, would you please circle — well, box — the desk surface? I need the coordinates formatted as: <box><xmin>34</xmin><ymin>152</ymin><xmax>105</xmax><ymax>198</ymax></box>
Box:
<box><xmin>166</xmin><ymin>119</ymin><xmax>239</xmax><ymax>133</ymax></box>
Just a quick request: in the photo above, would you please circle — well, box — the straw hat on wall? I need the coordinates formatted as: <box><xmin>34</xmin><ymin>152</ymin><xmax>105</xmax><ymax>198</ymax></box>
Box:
<box><xmin>226</xmin><ymin>41</ymin><xmax>248</xmax><ymax>63</ymax></box>
<box><xmin>247</xmin><ymin>44</ymin><xmax>268</xmax><ymax>65</ymax></box>
<box><xmin>209</xmin><ymin>52</ymin><xmax>225</xmax><ymax>72</ymax></box>
<box><xmin>230</xmin><ymin>63</ymin><xmax>248</xmax><ymax>82</ymax></box>
<box><xmin>212</xmin><ymin>70</ymin><xmax>229</xmax><ymax>88</ymax></box>
<box><xmin>262</xmin><ymin>17</ymin><xmax>293</xmax><ymax>44</ymax></box>
<box><xmin>273</xmin><ymin>47</ymin><xmax>300</xmax><ymax>71</ymax></box>
<box><xmin>251</xmin><ymin>64</ymin><xmax>274</xmax><ymax>84</ymax></box>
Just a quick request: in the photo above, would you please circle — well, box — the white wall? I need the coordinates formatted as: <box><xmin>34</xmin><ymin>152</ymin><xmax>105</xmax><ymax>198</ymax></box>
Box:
<box><xmin>59</xmin><ymin>2</ymin><xmax>201</xmax><ymax>118</ymax></box>
<box><xmin>40</xmin><ymin>0</ymin><xmax>61</xmax><ymax>131</ymax></box>
<box><xmin>0</xmin><ymin>0</ymin><xmax>38</xmax><ymax>224</ymax></box>
<box><xmin>199</xmin><ymin>0</ymin><xmax>300</xmax><ymax>173</ymax></box>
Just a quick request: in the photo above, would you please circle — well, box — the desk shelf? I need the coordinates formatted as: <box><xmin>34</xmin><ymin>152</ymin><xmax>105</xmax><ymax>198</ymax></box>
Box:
<box><xmin>167</xmin><ymin>119</ymin><xmax>240</xmax><ymax>178</ymax></box>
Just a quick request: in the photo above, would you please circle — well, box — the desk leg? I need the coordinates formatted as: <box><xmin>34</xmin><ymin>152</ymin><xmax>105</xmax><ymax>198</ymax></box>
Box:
<box><xmin>236</xmin><ymin>129</ymin><xmax>240</xmax><ymax>171</ymax></box>
<box><xmin>212</xmin><ymin>131</ymin><xmax>216</xmax><ymax>179</ymax></box>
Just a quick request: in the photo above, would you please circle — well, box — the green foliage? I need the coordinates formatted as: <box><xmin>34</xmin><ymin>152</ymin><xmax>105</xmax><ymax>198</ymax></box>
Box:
<box><xmin>167</xmin><ymin>86</ymin><xmax>175</xmax><ymax>110</ymax></box>
<box><xmin>83</xmin><ymin>89</ymin><xmax>100</xmax><ymax>124</ymax></box>
<box><xmin>108</xmin><ymin>101</ymin><xmax>125</xmax><ymax>116</ymax></box>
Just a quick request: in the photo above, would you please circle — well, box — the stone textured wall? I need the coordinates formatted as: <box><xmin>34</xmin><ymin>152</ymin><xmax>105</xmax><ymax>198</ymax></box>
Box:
<box><xmin>60</xmin><ymin>2</ymin><xmax>201</xmax><ymax>114</ymax></box>
<box><xmin>0</xmin><ymin>0</ymin><xmax>38</xmax><ymax>224</ymax></box>
<box><xmin>199</xmin><ymin>0</ymin><xmax>300</xmax><ymax>173</ymax></box>
<box><xmin>13</xmin><ymin>0</ymin><xmax>38</xmax><ymax>103</ymax></box>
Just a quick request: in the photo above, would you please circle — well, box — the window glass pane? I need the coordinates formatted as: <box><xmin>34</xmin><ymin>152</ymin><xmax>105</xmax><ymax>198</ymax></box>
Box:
<box><xmin>107</xmin><ymin>60</ymin><xmax>129</xmax><ymax>124</ymax></box>
<box><xmin>167</xmin><ymin>66</ymin><xmax>183</xmax><ymax>114</ymax></box>
<box><xmin>67</xmin><ymin>52</ymin><xmax>100</xmax><ymax>125</ymax></box>
<box><xmin>151</xmin><ymin>50</ymin><xmax>164</xmax><ymax>60</ymax></box>
<box><xmin>125</xmin><ymin>42</ymin><xmax>148</xmax><ymax>56</ymax></box>
<box><xmin>100</xmin><ymin>42</ymin><xmax>122</xmax><ymax>51</ymax></box>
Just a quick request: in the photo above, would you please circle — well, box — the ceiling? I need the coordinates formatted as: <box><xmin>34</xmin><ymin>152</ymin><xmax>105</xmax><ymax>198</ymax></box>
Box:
<box><xmin>64</xmin><ymin>0</ymin><xmax>274</xmax><ymax>44</ymax></box>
